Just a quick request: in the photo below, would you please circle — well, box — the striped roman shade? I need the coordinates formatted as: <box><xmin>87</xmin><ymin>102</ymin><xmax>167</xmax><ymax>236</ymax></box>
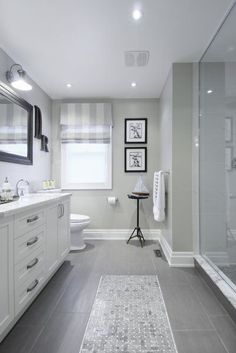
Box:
<box><xmin>60</xmin><ymin>103</ymin><xmax>113</xmax><ymax>143</ymax></box>
<box><xmin>0</xmin><ymin>103</ymin><xmax>27</xmax><ymax>144</ymax></box>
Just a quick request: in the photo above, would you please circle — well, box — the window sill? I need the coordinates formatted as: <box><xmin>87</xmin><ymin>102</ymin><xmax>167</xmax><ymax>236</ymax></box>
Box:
<box><xmin>62</xmin><ymin>188</ymin><xmax>112</xmax><ymax>191</ymax></box>
<box><xmin>61</xmin><ymin>185</ymin><xmax>112</xmax><ymax>191</ymax></box>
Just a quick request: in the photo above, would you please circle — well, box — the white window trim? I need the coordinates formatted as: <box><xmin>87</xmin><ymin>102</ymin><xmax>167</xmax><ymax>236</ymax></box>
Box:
<box><xmin>61</xmin><ymin>129</ymin><xmax>112</xmax><ymax>190</ymax></box>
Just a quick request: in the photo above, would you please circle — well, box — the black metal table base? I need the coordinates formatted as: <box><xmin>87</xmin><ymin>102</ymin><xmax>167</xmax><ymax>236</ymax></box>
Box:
<box><xmin>127</xmin><ymin>195</ymin><xmax>148</xmax><ymax>247</ymax></box>
<box><xmin>127</xmin><ymin>226</ymin><xmax>145</xmax><ymax>247</ymax></box>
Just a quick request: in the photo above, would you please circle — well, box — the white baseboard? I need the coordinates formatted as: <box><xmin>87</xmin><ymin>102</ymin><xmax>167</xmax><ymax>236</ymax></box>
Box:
<box><xmin>84</xmin><ymin>229</ymin><xmax>194</xmax><ymax>267</ymax></box>
<box><xmin>160</xmin><ymin>233</ymin><xmax>194</xmax><ymax>267</ymax></box>
<box><xmin>83</xmin><ymin>228</ymin><xmax>161</xmax><ymax>240</ymax></box>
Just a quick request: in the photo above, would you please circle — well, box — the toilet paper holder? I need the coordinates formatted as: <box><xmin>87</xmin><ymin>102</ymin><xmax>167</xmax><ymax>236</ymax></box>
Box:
<box><xmin>107</xmin><ymin>196</ymin><xmax>118</xmax><ymax>205</ymax></box>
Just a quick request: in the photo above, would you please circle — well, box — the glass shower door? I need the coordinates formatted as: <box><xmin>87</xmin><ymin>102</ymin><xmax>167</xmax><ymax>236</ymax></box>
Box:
<box><xmin>199</xmin><ymin>3</ymin><xmax>236</xmax><ymax>290</ymax></box>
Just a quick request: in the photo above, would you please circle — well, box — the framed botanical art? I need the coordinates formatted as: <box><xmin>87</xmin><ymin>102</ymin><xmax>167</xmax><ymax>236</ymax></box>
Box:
<box><xmin>124</xmin><ymin>147</ymin><xmax>147</xmax><ymax>172</ymax></box>
<box><xmin>124</xmin><ymin>118</ymin><xmax>147</xmax><ymax>144</ymax></box>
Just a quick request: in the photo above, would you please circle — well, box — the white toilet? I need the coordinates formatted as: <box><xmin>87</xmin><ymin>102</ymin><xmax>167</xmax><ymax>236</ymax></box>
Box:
<box><xmin>70</xmin><ymin>214</ymin><xmax>90</xmax><ymax>251</ymax></box>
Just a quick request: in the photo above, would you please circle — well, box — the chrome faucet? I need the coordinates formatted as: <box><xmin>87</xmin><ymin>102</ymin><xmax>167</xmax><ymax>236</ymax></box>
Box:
<box><xmin>15</xmin><ymin>179</ymin><xmax>30</xmax><ymax>197</ymax></box>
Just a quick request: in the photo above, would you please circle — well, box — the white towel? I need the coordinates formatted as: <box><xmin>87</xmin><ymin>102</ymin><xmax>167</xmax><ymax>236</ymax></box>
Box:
<box><xmin>153</xmin><ymin>171</ymin><xmax>165</xmax><ymax>222</ymax></box>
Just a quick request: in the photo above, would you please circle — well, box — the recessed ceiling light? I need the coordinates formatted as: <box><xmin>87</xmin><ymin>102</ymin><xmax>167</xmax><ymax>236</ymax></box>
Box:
<box><xmin>207</xmin><ymin>89</ymin><xmax>213</xmax><ymax>94</ymax></box>
<box><xmin>66</xmin><ymin>83</ymin><xmax>72</xmax><ymax>88</ymax></box>
<box><xmin>131</xmin><ymin>82</ymin><xmax>136</xmax><ymax>87</ymax></box>
<box><xmin>132</xmin><ymin>9</ymin><xmax>142</xmax><ymax>20</ymax></box>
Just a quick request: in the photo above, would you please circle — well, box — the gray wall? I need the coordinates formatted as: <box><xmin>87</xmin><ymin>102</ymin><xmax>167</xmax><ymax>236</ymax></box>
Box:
<box><xmin>0</xmin><ymin>48</ymin><xmax>52</xmax><ymax>190</ymax></box>
<box><xmin>52</xmin><ymin>99</ymin><xmax>160</xmax><ymax>229</ymax></box>
<box><xmin>172</xmin><ymin>63</ymin><xmax>193</xmax><ymax>252</ymax></box>
<box><xmin>160</xmin><ymin>63</ymin><xmax>193</xmax><ymax>252</ymax></box>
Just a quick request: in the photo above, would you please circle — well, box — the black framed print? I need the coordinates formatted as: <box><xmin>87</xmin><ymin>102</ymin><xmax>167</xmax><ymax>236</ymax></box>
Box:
<box><xmin>125</xmin><ymin>147</ymin><xmax>147</xmax><ymax>172</ymax></box>
<box><xmin>124</xmin><ymin>118</ymin><xmax>147</xmax><ymax>144</ymax></box>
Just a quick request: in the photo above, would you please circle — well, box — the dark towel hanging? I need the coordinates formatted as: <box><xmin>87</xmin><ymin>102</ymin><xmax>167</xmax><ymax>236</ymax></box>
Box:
<box><xmin>40</xmin><ymin>135</ymin><xmax>49</xmax><ymax>152</ymax></box>
<box><xmin>44</xmin><ymin>136</ymin><xmax>49</xmax><ymax>152</ymax></box>
<box><xmin>34</xmin><ymin>105</ymin><xmax>42</xmax><ymax>139</ymax></box>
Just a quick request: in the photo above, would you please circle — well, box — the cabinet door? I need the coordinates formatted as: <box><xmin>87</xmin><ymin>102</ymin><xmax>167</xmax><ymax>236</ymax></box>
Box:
<box><xmin>46</xmin><ymin>204</ymin><xmax>59</xmax><ymax>274</ymax></box>
<box><xmin>0</xmin><ymin>219</ymin><xmax>14</xmax><ymax>337</ymax></box>
<box><xmin>58</xmin><ymin>200</ymin><xmax>70</xmax><ymax>259</ymax></box>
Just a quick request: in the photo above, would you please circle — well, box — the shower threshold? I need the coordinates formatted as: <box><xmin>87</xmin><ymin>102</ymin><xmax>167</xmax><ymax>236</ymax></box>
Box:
<box><xmin>195</xmin><ymin>255</ymin><xmax>236</xmax><ymax>324</ymax></box>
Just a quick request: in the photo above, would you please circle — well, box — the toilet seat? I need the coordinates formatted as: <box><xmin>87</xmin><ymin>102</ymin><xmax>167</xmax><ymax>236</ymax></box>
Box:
<box><xmin>70</xmin><ymin>214</ymin><xmax>90</xmax><ymax>224</ymax></box>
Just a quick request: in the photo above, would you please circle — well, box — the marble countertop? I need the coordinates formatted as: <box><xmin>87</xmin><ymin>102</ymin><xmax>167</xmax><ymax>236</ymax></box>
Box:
<box><xmin>0</xmin><ymin>192</ymin><xmax>71</xmax><ymax>219</ymax></box>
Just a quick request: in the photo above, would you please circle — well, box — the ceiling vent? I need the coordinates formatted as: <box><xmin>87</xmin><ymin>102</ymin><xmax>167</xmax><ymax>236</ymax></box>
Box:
<box><xmin>124</xmin><ymin>51</ymin><xmax>150</xmax><ymax>67</ymax></box>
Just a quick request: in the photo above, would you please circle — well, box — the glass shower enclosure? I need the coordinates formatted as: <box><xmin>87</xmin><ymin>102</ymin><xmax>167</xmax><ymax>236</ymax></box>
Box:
<box><xmin>199</xmin><ymin>3</ymin><xmax>236</xmax><ymax>291</ymax></box>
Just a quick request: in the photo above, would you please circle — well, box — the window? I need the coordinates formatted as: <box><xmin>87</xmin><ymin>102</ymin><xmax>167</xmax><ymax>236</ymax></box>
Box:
<box><xmin>61</xmin><ymin>128</ymin><xmax>112</xmax><ymax>189</ymax></box>
<box><xmin>60</xmin><ymin>103</ymin><xmax>113</xmax><ymax>190</ymax></box>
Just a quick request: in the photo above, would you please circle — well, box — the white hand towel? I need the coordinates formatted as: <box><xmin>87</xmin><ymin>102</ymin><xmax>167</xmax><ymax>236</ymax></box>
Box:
<box><xmin>153</xmin><ymin>171</ymin><xmax>165</xmax><ymax>222</ymax></box>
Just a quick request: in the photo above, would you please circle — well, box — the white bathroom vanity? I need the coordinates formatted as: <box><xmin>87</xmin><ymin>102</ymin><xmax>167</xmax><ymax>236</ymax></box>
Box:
<box><xmin>0</xmin><ymin>193</ymin><xmax>71</xmax><ymax>342</ymax></box>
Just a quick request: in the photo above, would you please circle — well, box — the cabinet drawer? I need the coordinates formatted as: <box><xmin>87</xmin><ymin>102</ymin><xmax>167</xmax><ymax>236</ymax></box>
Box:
<box><xmin>15</xmin><ymin>247</ymin><xmax>45</xmax><ymax>289</ymax></box>
<box><xmin>14</xmin><ymin>226</ymin><xmax>45</xmax><ymax>264</ymax></box>
<box><xmin>15</xmin><ymin>267</ymin><xmax>45</xmax><ymax>316</ymax></box>
<box><xmin>15</xmin><ymin>209</ymin><xmax>45</xmax><ymax>238</ymax></box>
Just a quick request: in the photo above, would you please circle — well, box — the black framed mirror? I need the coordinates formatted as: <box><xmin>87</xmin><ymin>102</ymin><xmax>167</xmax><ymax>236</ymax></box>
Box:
<box><xmin>0</xmin><ymin>81</ymin><xmax>33</xmax><ymax>165</ymax></box>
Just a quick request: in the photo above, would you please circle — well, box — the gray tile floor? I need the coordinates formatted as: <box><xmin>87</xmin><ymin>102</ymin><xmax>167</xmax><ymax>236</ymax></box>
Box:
<box><xmin>0</xmin><ymin>240</ymin><xmax>236</xmax><ymax>353</ymax></box>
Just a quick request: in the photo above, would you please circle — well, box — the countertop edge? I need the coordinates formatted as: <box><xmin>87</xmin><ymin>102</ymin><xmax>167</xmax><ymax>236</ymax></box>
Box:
<box><xmin>0</xmin><ymin>193</ymin><xmax>72</xmax><ymax>219</ymax></box>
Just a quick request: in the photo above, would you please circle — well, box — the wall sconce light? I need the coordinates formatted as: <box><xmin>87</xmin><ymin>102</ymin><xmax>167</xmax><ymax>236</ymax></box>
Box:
<box><xmin>6</xmin><ymin>64</ymin><xmax>32</xmax><ymax>91</ymax></box>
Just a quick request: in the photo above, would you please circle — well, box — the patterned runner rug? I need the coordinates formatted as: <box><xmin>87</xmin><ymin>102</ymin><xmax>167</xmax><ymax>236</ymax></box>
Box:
<box><xmin>79</xmin><ymin>275</ymin><xmax>177</xmax><ymax>353</ymax></box>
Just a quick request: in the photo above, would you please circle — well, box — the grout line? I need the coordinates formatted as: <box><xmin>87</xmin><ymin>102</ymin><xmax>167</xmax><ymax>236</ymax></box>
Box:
<box><xmin>206</xmin><ymin>312</ymin><xmax>230</xmax><ymax>353</ymax></box>
<box><xmin>207</xmin><ymin>313</ymin><xmax>236</xmax><ymax>322</ymax></box>
<box><xmin>185</xmin><ymin>268</ymin><xmax>228</xmax><ymax>317</ymax></box>
<box><xmin>186</xmin><ymin>288</ymin><xmax>221</xmax><ymax>331</ymax></box>
<box><xmin>151</xmin><ymin>259</ymin><xmax>221</xmax><ymax>332</ymax></box>
<box><xmin>200</xmin><ymin>287</ymin><xmax>227</xmax><ymax>315</ymax></box>
<box><xmin>150</xmin><ymin>250</ymin><xmax>159</xmax><ymax>273</ymax></box>
<box><xmin>27</xmin><ymin>269</ymin><xmax>77</xmax><ymax>353</ymax></box>
<box><xmin>207</xmin><ymin>312</ymin><xmax>232</xmax><ymax>319</ymax></box>
<box><xmin>24</xmin><ymin>325</ymin><xmax>46</xmax><ymax>353</ymax></box>
<box><xmin>173</xmin><ymin>328</ymin><xmax>216</xmax><ymax>332</ymax></box>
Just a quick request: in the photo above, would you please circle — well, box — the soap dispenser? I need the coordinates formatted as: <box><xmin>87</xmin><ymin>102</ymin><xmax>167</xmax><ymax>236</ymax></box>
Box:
<box><xmin>1</xmin><ymin>177</ymin><xmax>13</xmax><ymax>201</ymax></box>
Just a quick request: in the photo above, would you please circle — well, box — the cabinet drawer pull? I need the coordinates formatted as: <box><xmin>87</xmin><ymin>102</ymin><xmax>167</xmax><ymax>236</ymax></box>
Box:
<box><xmin>27</xmin><ymin>279</ymin><xmax>39</xmax><ymax>292</ymax></box>
<box><xmin>27</xmin><ymin>258</ymin><xmax>39</xmax><ymax>269</ymax></box>
<box><xmin>58</xmin><ymin>204</ymin><xmax>63</xmax><ymax>218</ymax></box>
<box><xmin>27</xmin><ymin>215</ymin><xmax>39</xmax><ymax>224</ymax></box>
<box><xmin>27</xmin><ymin>236</ymin><xmax>38</xmax><ymax>246</ymax></box>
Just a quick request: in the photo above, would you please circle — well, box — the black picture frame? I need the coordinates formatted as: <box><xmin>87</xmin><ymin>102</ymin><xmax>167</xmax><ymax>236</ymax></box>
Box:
<box><xmin>124</xmin><ymin>147</ymin><xmax>147</xmax><ymax>173</ymax></box>
<box><xmin>0</xmin><ymin>81</ymin><xmax>33</xmax><ymax>165</ymax></box>
<box><xmin>124</xmin><ymin>118</ymin><xmax>147</xmax><ymax>144</ymax></box>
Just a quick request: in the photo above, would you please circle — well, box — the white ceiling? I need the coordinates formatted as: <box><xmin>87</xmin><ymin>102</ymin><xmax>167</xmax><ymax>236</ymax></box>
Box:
<box><xmin>202</xmin><ymin>2</ymin><xmax>236</xmax><ymax>63</ymax></box>
<box><xmin>0</xmin><ymin>0</ymin><xmax>234</xmax><ymax>99</ymax></box>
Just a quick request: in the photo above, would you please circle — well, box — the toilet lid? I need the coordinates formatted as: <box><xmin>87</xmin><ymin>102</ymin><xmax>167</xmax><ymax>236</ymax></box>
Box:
<box><xmin>70</xmin><ymin>214</ymin><xmax>90</xmax><ymax>223</ymax></box>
